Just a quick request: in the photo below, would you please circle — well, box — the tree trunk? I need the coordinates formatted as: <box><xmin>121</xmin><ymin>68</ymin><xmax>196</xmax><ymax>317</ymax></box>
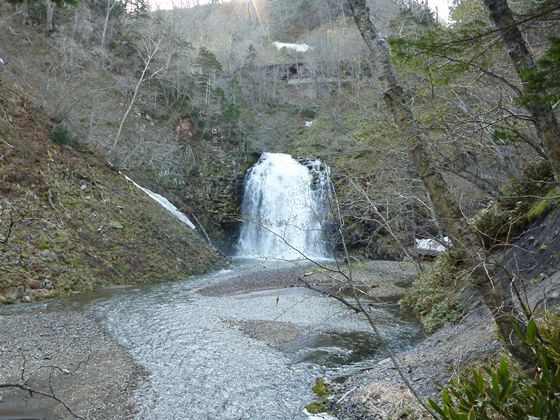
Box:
<box><xmin>482</xmin><ymin>0</ymin><xmax>560</xmax><ymax>182</ymax></box>
<box><xmin>45</xmin><ymin>0</ymin><xmax>54</xmax><ymax>32</ymax></box>
<box><xmin>100</xmin><ymin>0</ymin><xmax>117</xmax><ymax>70</ymax></box>
<box><xmin>347</xmin><ymin>0</ymin><xmax>532</xmax><ymax>366</ymax></box>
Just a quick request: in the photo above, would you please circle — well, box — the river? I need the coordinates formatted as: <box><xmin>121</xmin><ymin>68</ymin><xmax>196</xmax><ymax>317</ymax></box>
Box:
<box><xmin>93</xmin><ymin>259</ymin><xmax>421</xmax><ymax>419</ymax></box>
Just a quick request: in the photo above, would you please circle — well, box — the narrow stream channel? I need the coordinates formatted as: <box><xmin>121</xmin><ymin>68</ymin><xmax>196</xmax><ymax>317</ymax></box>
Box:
<box><xmin>94</xmin><ymin>260</ymin><xmax>422</xmax><ymax>419</ymax></box>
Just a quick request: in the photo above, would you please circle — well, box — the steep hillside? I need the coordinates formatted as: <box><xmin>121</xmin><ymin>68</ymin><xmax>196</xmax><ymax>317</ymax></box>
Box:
<box><xmin>0</xmin><ymin>75</ymin><xmax>225</xmax><ymax>304</ymax></box>
<box><xmin>0</xmin><ymin>0</ymin><xmax>536</xmax><ymax>261</ymax></box>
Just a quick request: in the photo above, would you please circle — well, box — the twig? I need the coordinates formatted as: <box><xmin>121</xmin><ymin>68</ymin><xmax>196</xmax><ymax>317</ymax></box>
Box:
<box><xmin>300</xmin><ymin>276</ymin><xmax>436</xmax><ymax>418</ymax></box>
<box><xmin>190</xmin><ymin>212</ymin><xmax>213</xmax><ymax>246</ymax></box>
<box><xmin>335</xmin><ymin>386</ymin><xmax>357</xmax><ymax>405</ymax></box>
<box><xmin>0</xmin><ymin>211</ymin><xmax>14</xmax><ymax>244</ymax></box>
<box><xmin>0</xmin><ymin>384</ymin><xmax>84</xmax><ymax>419</ymax></box>
<box><xmin>47</xmin><ymin>190</ymin><xmax>56</xmax><ymax>210</ymax></box>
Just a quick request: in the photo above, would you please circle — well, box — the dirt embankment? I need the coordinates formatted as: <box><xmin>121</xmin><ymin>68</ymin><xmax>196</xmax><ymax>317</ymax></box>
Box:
<box><xmin>0</xmin><ymin>75</ymin><xmax>226</xmax><ymax>303</ymax></box>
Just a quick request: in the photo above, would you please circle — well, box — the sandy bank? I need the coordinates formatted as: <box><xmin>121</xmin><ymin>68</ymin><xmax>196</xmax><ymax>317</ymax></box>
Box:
<box><xmin>199</xmin><ymin>260</ymin><xmax>417</xmax><ymax>301</ymax></box>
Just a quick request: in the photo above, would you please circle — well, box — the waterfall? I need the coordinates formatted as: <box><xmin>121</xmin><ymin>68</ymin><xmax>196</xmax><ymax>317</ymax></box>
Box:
<box><xmin>237</xmin><ymin>152</ymin><xmax>331</xmax><ymax>260</ymax></box>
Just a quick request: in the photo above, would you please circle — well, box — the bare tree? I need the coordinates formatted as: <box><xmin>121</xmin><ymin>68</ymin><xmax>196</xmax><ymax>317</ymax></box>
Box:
<box><xmin>482</xmin><ymin>0</ymin><xmax>560</xmax><ymax>182</ymax></box>
<box><xmin>100</xmin><ymin>0</ymin><xmax>118</xmax><ymax>69</ymax></box>
<box><xmin>0</xmin><ymin>210</ymin><xmax>15</xmax><ymax>245</ymax></box>
<box><xmin>45</xmin><ymin>0</ymin><xmax>54</xmax><ymax>31</ymax></box>
<box><xmin>110</xmin><ymin>34</ymin><xmax>167</xmax><ymax>154</ymax></box>
<box><xmin>346</xmin><ymin>0</ymin><xmax>533</xmax><ymax>366</ymax></box>
<box><xmin>0</xmin><ymin>354</ymin><xmax>91</xmax><ymax>419</ymax></box>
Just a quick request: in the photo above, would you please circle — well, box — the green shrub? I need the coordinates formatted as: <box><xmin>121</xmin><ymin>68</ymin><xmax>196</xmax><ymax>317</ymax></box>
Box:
<box><xmin>497</xmin><ymin>159</ymin><xmax>554</xmax><ymax>209</ymax></box>
<box><xmin>49</xmin><ymin>125</ymin><xmax>79</xmax><ymax>148</ymax></box>
<box><xmin>305</xmin><ymin>377</ymin><xmax>331</xmax><ymax>414</ymax></box>
<box><xmin>305</xmin><ymin>401</ymin><xmax>326</xmax><ymax>414</ymax></box>
<box><xmin>518</xmin><ymin>36</ymin><xmax>560</xmax><ymax>106</ymax></box>
<box><xmin>423</xmin><ymin>301</ymin><xmax>465</xmax><ymax>334</ymax></box>
<box><xmin>475</xmin><ymin>159</ymin><xmax>556</xmax><ymax>249</ymax></box>
<box><xmin>300</xmin><ymin>107</ymin><xmax>317</xmax><ymax>119</ymax></box>
<box><xmin>527</xmin><ymin>187</ymin><xmax>560</xmax><ymax>220</ymax></box>
<box><xmin>400</xmin><ymin>252</ymin><xmax>463</xmax><ymax>332</ymax></box>
<box><xmin>429</xmin><ymin>313</ymin><xmax>560</xmax><ymax>419</ymax></box>
<box><xmin>223</xmin><ymin>103</ymin><xmax>241</xmax><ymax>120</ymax></box>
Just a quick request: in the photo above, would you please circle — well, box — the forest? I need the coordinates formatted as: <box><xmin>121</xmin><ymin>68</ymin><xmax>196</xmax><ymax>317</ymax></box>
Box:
<box><xmin>0</xmin><ymin>0</ymin><xmax>559</xmax><ymax>418</ymax></box>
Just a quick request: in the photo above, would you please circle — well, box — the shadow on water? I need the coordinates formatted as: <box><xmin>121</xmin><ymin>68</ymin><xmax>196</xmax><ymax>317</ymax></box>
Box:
<box><xmin>279</xmin><ymin>330</ymin><xmax>382</xmax><ymax>367</ymax></box>
<box><xmin>275</xmin><ymin>302</ymin><xmax>424</xmax><ymax>381</ymax></box>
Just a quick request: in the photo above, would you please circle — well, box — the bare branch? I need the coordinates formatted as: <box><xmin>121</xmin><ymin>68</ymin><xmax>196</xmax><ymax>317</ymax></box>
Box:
<box><xmin>0</xmin><ymin>211</ymin><xmax>15</xmax><ymax>245</ymax></box>
<box><xmin>0</xmin><ymin>383</ymin><xmax>84</xmax><ymax>419</ymax></box>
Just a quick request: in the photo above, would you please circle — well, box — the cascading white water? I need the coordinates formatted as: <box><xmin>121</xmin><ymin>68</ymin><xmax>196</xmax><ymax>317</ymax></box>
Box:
<box><xmin>125</xmin><ymin>176</ymin><xmax>196</xmax><ymax>229</ymax></box>
<box><xmin>237</xmin><ymin>152</ymin><xmax>331</xmax><ymax>260</ymax></box>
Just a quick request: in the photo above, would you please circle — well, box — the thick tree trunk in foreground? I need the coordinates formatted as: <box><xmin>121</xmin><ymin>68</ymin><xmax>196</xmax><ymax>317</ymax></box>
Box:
<box><xmin>483</xmin><ymin>0</ymin><xmax>560</xmax><ymax>183</ymax></box>
<box><xmin>347</xmin><ymin>0</ymin><xmax>532</xmax><ymax>366</ymax></box>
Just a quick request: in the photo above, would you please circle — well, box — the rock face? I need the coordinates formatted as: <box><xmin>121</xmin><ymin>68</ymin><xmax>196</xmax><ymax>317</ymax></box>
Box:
<box><xmin>0</xmin><ymin>76</ymin><xmax>226</xmax><ymax>304</ymax></box>
<box><xmin>182</xmin><ymin>145</ymin><xmax>256</xmax><ymax>254</ymax></box>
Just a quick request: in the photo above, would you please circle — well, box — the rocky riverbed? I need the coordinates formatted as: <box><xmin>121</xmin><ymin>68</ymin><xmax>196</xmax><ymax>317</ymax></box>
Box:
<box><xmin>200</xmin><ymin>260</ymin><xmax>417</xmax><ymax>299</ymax></box>
<box><xmin>0</xmin><ymin>306</ymin><xmax>145</xmax><ymax>419</ymax></box>
<box><xmin>5</xmin><ymin>260</ymin><xmax>549</xmax><ymax>420</ymax></box>
<box><xmin>0</xmin><ymin>260</ymin><xmax>419</xmax><ymax>419</ymax></box>
<box><xmin>328</xmin><ymin>271</ymin><xmax>560</xmax><ymax>419</ymax></box>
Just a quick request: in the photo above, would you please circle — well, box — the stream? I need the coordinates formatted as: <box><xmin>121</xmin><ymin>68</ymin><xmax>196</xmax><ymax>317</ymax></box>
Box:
<box><xmin>1</xmin><ymin>153</ymin><xmax>423</xmax><ymax>419</ymax></box>
<box><xmin>93</xmin><ymin>260</ymin><xmax>422</xmax><ymax>419</ymax></box>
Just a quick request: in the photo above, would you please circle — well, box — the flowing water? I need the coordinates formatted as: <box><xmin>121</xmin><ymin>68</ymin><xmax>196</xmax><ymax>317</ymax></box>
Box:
<box><xmin>0</xmin><ymin>153</ymin><xmax>422</xmax><ymax>419</ymax></box>
<box><xmin>95</xmin><ymin>261</ymin><xmax>422</xmax><ymax>419</ymax></box>
<box><xmin>237</xmin><ymin>153</ymin><xmax>331</xmax><ymax>260</ymax></box>
<box><xmin>91</xmin><ymin>153</ymin><xmax>421</xmax><ymax>418</ymax></box>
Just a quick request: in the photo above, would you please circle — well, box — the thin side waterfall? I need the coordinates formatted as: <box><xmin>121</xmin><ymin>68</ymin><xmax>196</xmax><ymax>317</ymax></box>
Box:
<box><xmin>237</xmin><ymin>152</ymin><xmax>331</xmax><ymax>260</ymax></box>
<box><xmin>125</xmin><ymin>176</ymin><xmax>196</xmax><ymax>229</ymax></box>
